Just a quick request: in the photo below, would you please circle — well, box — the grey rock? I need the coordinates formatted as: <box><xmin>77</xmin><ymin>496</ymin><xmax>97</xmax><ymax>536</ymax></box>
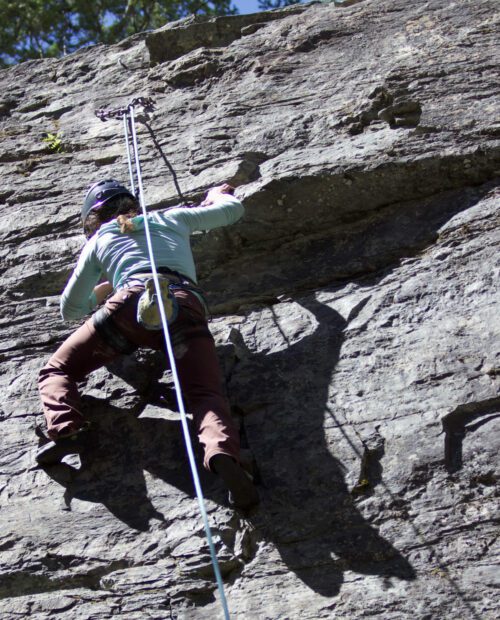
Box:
<box><xmin>0</xmin><ymin>0</ymin><xmax>498</xmax><ymax>618</ymax></box>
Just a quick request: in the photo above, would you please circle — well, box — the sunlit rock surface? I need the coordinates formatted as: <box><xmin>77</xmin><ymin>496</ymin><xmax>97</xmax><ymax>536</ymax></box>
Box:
<box><xmin>0</xmin><ymin>0</ymin><xmax>498</xmax><ymax>617</ymax></box>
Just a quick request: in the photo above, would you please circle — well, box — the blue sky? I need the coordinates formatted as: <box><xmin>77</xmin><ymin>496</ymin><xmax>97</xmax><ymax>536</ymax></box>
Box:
<box><xmin>232</xmin><ymin>1</ymin><xmax>269</xmax><ymax>14</ymax></box>
<box><xmin>232</xmin><ymin>1</ymin><xmax>306</xmax><ymax>15</ymax></box>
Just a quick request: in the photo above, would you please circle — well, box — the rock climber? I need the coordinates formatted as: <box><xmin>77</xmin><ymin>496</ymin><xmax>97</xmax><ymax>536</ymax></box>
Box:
<box><xmin>36</xmin><ymin>179</ymin><xmax>259</xmax><ymax>511</ymax></box>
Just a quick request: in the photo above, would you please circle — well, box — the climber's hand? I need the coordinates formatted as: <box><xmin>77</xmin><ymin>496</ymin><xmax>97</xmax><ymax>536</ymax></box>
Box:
<box><xmin>200</xmin><ymin>183</ymin><xmax>235</xmax><ymax>207</ymax></box>
<box><xmin>94</xmin><ymin>281</ymin><xmax>113</xmax><ymax>304</ymax></box>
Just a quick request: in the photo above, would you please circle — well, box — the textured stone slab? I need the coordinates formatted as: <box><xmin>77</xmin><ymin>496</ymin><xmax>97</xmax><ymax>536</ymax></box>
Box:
<box><xmin>0</xmin><ymin>0</ymin><xmax>498</xmax><ymax>618</ymax></box>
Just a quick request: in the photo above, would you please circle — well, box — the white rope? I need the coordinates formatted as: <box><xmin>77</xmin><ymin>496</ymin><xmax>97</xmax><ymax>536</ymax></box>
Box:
<box><xmin>123</xmin><ymin>115</ymin><xmax>136</xmax><ymax>197</ymax></box>
<box><xmin>126</xmin><ymin>104</ymin><xmax>231</xmax><ymax>620</ymax></box>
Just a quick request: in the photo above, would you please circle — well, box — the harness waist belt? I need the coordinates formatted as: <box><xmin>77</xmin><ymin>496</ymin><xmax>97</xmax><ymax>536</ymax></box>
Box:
<box><xmin>125</xmin><ymin>267</ymin><xmax>196</xmax><ymax>286</ymax></box>
<box><xmin>121</xmin><ymin>268</ymin><xmax>209</xmax><ymax>316</ymax></box>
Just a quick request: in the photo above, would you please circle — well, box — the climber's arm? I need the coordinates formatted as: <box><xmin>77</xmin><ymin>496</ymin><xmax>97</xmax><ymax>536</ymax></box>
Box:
<box><xmin>60</xmin><ymin>237</ymin><xmax>103</xmax><ymax>321</ymax></box>
<box><xmin>164</xmin><ymin>185</ymin><xmax>244</xmax><ymax>233</ymax></box>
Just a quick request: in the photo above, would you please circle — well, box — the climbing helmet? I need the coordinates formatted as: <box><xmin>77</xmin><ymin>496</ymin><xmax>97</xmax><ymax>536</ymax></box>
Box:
<box><xmin>82</xmin><ymin>179</ymin><xmax>135</xmax><ymax>225</ymax></box>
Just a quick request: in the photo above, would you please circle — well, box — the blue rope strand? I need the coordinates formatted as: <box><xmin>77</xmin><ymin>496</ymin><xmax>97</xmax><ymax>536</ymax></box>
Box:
<box><xmin>127</xmin><ymin>105</ymin><xmax>231</xmax><ymax>620</ymax></box>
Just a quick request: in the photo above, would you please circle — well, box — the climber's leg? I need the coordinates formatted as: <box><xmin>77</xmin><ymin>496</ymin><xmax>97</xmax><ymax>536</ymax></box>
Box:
<box><xmin>171</xmin><ymin>290</ymin><xmax>259</xmax><ymax>510</ymax></box>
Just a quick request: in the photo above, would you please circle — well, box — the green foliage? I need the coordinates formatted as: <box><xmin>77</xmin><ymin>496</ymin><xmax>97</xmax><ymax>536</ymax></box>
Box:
<box><xmin>42</xmin><ymin>131</ymin><xmax>64</xmax><ymax>153</ymax></box>
<box><xmin>0</xmin><ymin>1</ymin><xmax>238</xmax><ymax>67</ymax></box>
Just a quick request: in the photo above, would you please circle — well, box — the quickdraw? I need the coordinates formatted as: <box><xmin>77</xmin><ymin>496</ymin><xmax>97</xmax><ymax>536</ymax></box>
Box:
<box><xmin>96</xmin><ymin>96</ymin><xmax>187</xmax><ymax>205</ymax></box>
<box><xmin>95</xmin><ymin>96</ymin><xmax>155</xmax><ymax>121</ymax></box>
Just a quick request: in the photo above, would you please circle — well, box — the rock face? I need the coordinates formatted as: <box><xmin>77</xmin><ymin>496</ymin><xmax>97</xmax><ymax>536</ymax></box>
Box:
<box><xmin>0</xmin><ymin>0</ymin><xmax>498</xmax><ymax>617</ymax></box>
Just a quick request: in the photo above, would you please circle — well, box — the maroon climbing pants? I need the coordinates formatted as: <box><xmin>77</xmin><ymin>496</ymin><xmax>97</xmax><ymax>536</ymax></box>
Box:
<box><xmin>38</xmin><ymin>287</ymin><xmax>240</xmax><ymax>470</ymax></box>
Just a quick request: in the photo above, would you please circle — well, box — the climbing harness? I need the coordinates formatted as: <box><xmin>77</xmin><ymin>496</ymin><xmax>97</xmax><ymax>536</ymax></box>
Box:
<box><xmin>95</xmin><ymin>98</ymin><xmax>231</xmax><ymax>620</ymax></box>
<box><xmin>93</xmin><ymin>304</ymin><xmax>138</xmax><ymax>355</ymax></box>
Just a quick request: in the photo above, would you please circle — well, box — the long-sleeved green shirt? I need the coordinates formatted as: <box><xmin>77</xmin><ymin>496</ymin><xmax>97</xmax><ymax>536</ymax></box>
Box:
<box><xmin>60</xmin><ymin>194</ymin><xmax>244</xmax><ymax>321</ymax></box>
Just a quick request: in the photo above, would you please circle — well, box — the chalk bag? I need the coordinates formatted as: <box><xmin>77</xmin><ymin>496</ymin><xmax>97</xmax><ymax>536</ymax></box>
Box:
<box><xmin>137</xmin><ymin>277</ymin><xmax>179</xmax><ymax>330</ymax></box>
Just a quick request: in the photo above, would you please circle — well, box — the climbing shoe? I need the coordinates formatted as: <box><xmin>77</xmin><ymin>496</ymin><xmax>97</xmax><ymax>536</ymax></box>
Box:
<box><xmin>36</xmin><ymin>426</ymin><xmax>90</xmax><ymax>466</ymax></box>
<box><xmin>137</xmin><ymin>277</ymin><xmax>178</xmax><ymax>330</ymax></box>
<box><xmin>211</xmin><ymin>454</ymin><xmax>260</xmax><ymax>512</ymax></box>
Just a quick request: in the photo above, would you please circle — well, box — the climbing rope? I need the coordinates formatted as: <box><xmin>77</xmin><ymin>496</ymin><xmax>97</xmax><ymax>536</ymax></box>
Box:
<box><xmin>96</xmin><ymin>97</ymin><xmax>187</xmax><ymax>205</ymax></box>
<box><xmin>122</xmin><ymin>113</ymin><xmax>136</xmax><ymax>197</ymax></box>
<box><xmin>96</xmin><ymin>98</ymin><xmax>231</xmax><ymax>620</ymax></box>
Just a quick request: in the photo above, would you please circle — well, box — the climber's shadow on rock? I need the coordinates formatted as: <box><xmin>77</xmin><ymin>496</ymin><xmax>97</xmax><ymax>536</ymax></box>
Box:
<box><xmin>228</xmin><ymin>294</ymin><xmax>416</xmax><ymax>597</ymax></box>
<box><xmin>224</xmin><ymin>180</ymin><xmax>500</xmax><ymax>595</ymax></box>
<box><xmin>40</xmin><ymin>342</ymin><xmax>236</xmax><ymax>531</ymax></box>
<box><xmin>42</xmin><ymin>393</ymin><xmax>217</xmax><ymax>531</ymax></box>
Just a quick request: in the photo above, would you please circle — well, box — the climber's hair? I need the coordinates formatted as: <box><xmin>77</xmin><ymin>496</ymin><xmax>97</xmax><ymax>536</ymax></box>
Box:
<box><xmin>84</xmin><ymin>195</ymin><xmax>139</xmax><ymax>238</ymax></box>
